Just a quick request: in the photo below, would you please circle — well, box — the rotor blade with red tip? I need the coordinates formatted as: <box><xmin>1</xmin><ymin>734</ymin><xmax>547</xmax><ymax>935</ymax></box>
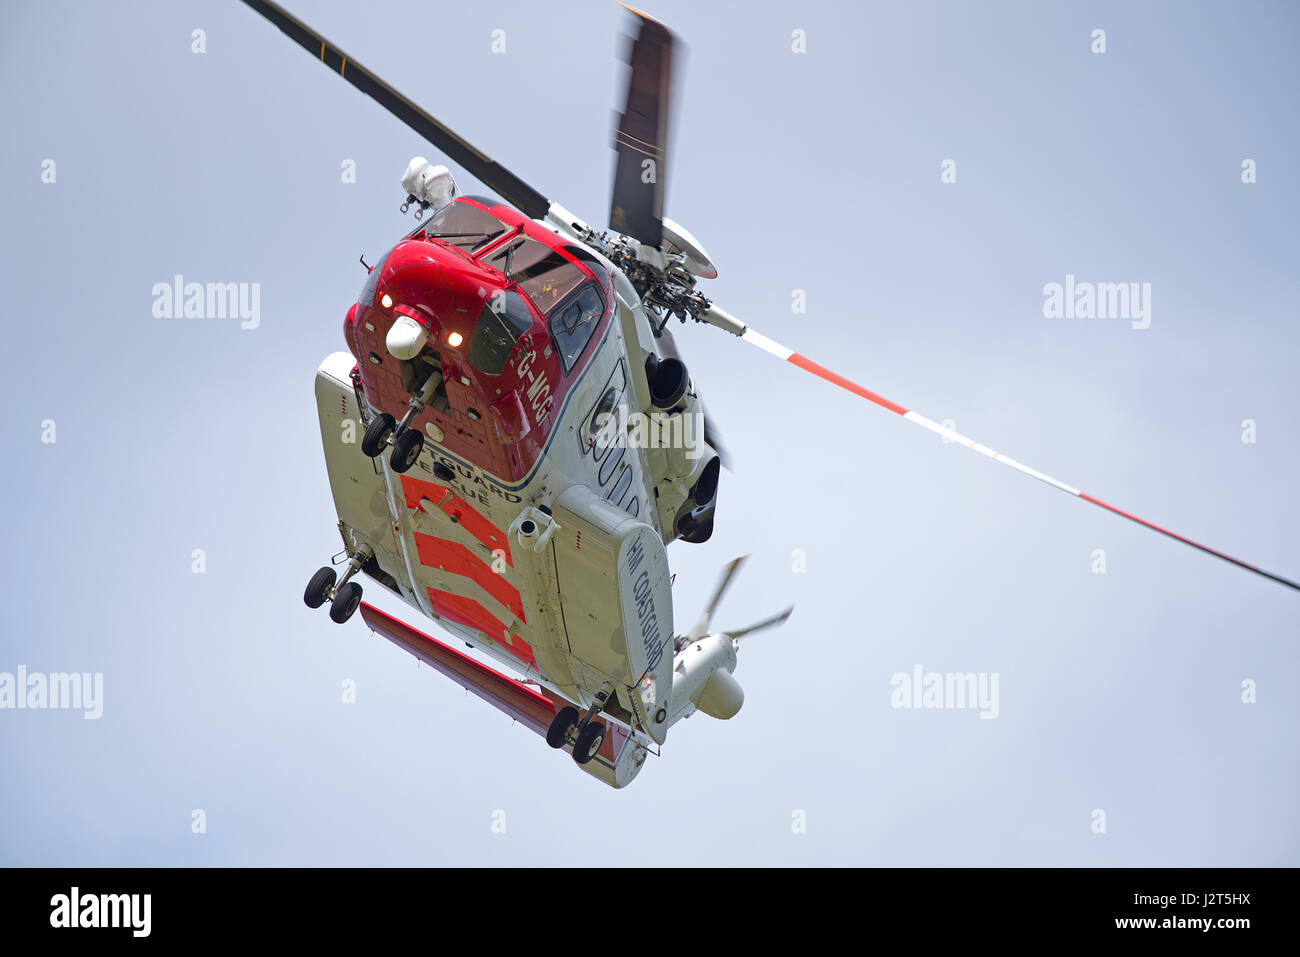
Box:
<box><xmin>703</xmin><ymin>307</ymin><xmax>1300</xmax><ymax>593</ymax></box>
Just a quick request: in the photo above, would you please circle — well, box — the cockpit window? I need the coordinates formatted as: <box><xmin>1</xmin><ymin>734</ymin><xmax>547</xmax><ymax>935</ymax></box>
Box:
<box><xmin>549</xmin><ymin>284</ymin><xmax>605</xmax><ymax>373</ymax></box>
<box><xmin>562</xmin><ymin>244</ymin><xmax>611</xmax><ymax>287</ymax></box>
<box><xmin>487</xmin><ymin>238</ymin><xmax>585</xmax><ymax>315</ymax></box>
<box><xmin>468</xmin><ymin>289</ymin><xmax>534</xmax><ymax>376</ymax></box>
<box><xmin>422</xmin><ymin>201</ymin><xmax>509</xmax><ymax>253</ymax></box>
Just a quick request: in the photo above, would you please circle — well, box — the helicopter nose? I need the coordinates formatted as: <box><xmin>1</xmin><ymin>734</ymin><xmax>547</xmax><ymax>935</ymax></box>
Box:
<box><xmin>386</xmin><ymin>313</ymin><xmax>429</xmax><ymax>360</ymax></box>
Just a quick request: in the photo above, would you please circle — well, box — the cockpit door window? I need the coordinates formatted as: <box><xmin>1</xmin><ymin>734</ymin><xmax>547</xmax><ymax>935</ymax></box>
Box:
<box><xmin>549</xmin><ymin>283</ymin><xmax>605</xmax><ymax>373</ymax></box>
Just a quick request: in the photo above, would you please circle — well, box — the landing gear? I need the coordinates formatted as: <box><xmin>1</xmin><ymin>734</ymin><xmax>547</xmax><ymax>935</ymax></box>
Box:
<box><xmin>390</xmin><ymin>428</ymin><xmax>423</xmax><ymax>473</ymax></box>
<box><xmin>549</xmin><ymin>683</ymin><xmax>615</xmax><ymax>765</ymax></box>
<box><xmin>361</xmin><ymin>413</ymin><xmax>396</xmax><ymax>457</ymax></box>
<box><xmin>330</xmin><ymin>581</ymin><xmax>363</xmax><ymax>623</ymax></box>
<box><xmin>546</xmin><ymin>706</ymin><xmax>580</xmax><ymax>750</ymax></box>
<box><xmin>361</xmin><ymin>370</ymin><xmax>441</xmax><ymax>473</ymax></box>
<box><xmin>303</xmin><ymin>566</ymin><xmax>337</xmax><ymax>609</ymax></box>
<box><xmin>573</xmin><ymin>721</ymin><xmax>606</xmax><ymax>765</ymax></box>
<box><xmin>303</xmin><ymin>545</ymin><xmax>371</xmax><ymax>624</ymax></box>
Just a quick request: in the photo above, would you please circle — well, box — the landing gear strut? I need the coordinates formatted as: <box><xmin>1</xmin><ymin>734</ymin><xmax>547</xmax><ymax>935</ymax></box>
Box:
<box><xmin>302</xmin><ymin>545</ymin><xmax>372</xmax><ymax>624</ymax></box>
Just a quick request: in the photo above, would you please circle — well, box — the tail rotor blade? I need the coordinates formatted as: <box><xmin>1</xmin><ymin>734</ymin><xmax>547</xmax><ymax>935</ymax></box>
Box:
<box><xmin>689</xmin><ymin>555</ymin><xmax>747</xmax><ymax>640</ymax></box>
<box><xmin>705</xmin><ymin>307</ymin><xmax>1300</xmax><ymax>595</ymax></box>
<box><xmin>725</xmin><ymin>606</ymin><xmax>794</xmax><ymax>641</ymax></box>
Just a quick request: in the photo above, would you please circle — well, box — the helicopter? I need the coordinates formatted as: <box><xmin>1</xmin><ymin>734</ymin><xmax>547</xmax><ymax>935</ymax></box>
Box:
<box><xmin>239</xmin><ymin>0</ymin><xmax>1299</xmax><ymax>788</ymax></box>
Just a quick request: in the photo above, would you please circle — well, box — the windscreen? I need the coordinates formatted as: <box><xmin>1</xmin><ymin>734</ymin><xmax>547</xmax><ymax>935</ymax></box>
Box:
<box><xmin>487</xmin><ymin>238</ymin><xmax>585</xmax><ymax>315</ymax></box>
<box><xmin>422</xmin><ymin>201</ymin><xmax>510</xmax><ymax>253</ymax></box>
<box><xmin>468</xmin><ymin>289</ymin><xmax>534</xmax><ymax>376</ymax></box>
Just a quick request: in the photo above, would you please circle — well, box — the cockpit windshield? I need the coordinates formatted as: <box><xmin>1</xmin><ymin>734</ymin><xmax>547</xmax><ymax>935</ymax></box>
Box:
<box><xmin>467</xmin><ymin>289</ymin><xmax>534</xmax><ymax>376</ymax></box>
<box><xmin>422</xmin><ymin>201</ymin><xmax>510</xmax><ymax>253</ymax></box>
<box><xmin>487</xmin><ymin>237</ymin><xmax>586</xmax><ymax>315</ymax></box>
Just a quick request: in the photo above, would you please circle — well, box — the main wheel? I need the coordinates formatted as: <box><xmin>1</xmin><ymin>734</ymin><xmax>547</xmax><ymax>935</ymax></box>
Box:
<box><xmin>303</xmin><ymin>566</ymin><xmax>337</xmax><ymax>609</ymax></box>
<box><xmin>390</xmin><ymin>428</ymin><xmax>423</xmax><ymax>473</ymax></box>
<box><xmin>361</xmin><ymin>413</ymin><xmax>396</xmax><ymax>457</ymax></box>
<box><xmin>545</xmin><ymin>706</ymin><xmax>580</xmax><ymax>750</ymax></box>
<box><xmin>573</xmin><ymin>721</ymin><xmax>606</xmax><ymax>765</ymax></box>
<box><xmin>329</xmin><ymin>581</ymin><xmax>363</xmax><ymax>623</ymax></box>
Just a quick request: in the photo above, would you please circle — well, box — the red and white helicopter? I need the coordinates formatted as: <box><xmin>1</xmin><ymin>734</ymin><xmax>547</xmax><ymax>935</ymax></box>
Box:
<box><xmin>241</xmin><ymin>1</ymin><xmax>1298</xmax><ymax>788</ymax></box>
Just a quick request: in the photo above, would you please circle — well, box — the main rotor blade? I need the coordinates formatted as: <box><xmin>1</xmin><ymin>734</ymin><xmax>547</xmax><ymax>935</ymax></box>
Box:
<box><xmin>725</xmin><ymin>606</ymin><xmax>794</xmax><ymax>641</ymax></box>
<box><xmin>609</xmin><ymin>4</ymin><xmax>674</xmax><ymax>247</ymax></box>
<box><xmin>689</xmin><ymin>555</ymin><xmax>747</xmax><ymax>640</ymax></box>
<box><xmin>704</xmin><ymin>308</ymin><xmax>1300</xmax><ymax>594</ymax></box>
<box><xmin>239</xmin><ymin>0</ymin><xmax>551</xmax><ymax>220</ymax></box>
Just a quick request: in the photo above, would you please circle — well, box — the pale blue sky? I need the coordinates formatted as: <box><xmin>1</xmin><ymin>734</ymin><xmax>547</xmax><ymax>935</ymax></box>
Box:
<box><xmin>1</xmin><ymin>0</ymin><xmax>1296</xmax><ymax>865</ymax></box>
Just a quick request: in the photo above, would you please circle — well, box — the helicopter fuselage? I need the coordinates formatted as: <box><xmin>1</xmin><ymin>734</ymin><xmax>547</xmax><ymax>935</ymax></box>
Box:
<box><xmin>313</xmin><ymin>195</ymin><xmax>721</xmax><ymax>785</ymax></box>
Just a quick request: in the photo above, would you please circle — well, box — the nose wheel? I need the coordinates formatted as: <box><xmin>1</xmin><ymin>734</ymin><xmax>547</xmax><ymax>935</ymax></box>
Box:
<box><xmin>361</xmin><ymin>413</ymin><xmax>396</xmax><ymax>458</ymax></box>
<box><xmin>390</xmin><ymin>428</ymin><xmax>423</xmax><ymax>473</ymax></box>
<box><xmin>303</xmin><ymin>546</ymin><xmax>371</xmax><ymax>623</ymax></box>
<box><xmin>361</xmin><ymin>370</ymin><xmax>440</xmax><ymax>474</ymax></box>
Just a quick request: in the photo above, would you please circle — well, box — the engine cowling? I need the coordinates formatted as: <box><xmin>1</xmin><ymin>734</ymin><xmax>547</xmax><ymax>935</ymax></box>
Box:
<box><xmin>643</xmin><ymin>355</ymin><xmax>721</xmax><ymax>543</ymax></box>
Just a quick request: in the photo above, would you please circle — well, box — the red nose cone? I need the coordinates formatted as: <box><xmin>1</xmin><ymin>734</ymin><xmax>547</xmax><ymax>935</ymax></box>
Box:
<box><xmin>341</xmin><ymin>200</ymin><xmax>607</xmax><ymax>485</ymax></box>
<box><xmin>369</xmin><ymin>238</ymin><xmax>502</xmax><ymax>344</ymax></box>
